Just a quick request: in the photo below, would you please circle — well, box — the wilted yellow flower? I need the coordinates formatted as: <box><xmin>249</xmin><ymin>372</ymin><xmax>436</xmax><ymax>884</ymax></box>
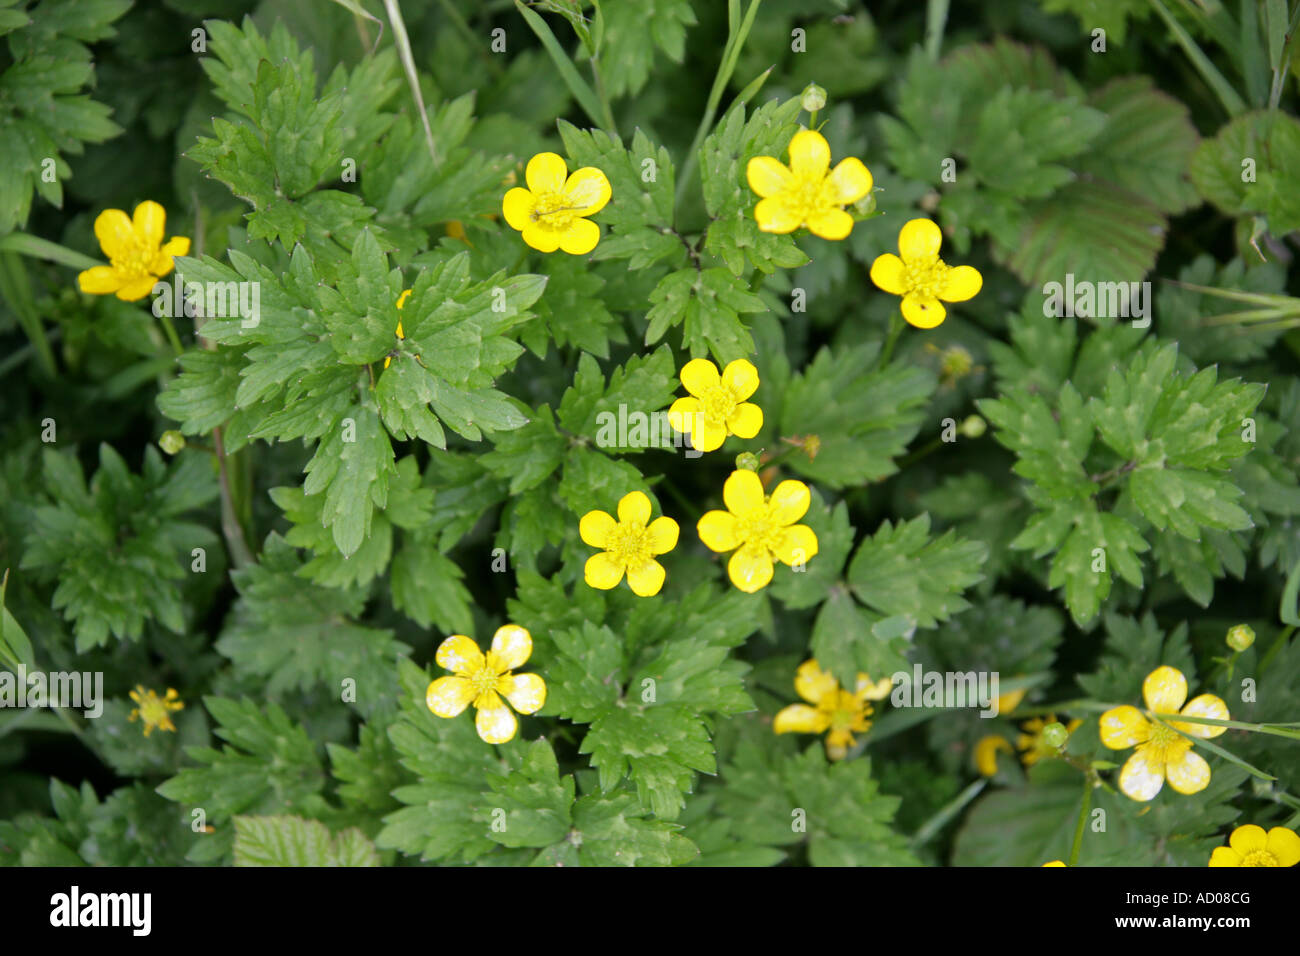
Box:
<box><xmin>697</xmin><ymin>469</ymin><xmax>818</xmax><ymax>593</ymax></box>
<box><xmin>1018</xmin><ymin>715</ymin><xmax>1082</xmax><ymax>766</ymax></box>
<box><xmin>580</xmin><ymin>491</ymin><xmax>679</xmax><ymax>597</ymax></box>
<box><xmin>1209</xmin><ymin>825</ymin><xmax>1300</xmax><ymax>867</ymax></box>
<box><xmin>425</xmin><ymin>627</ymin><xmax>546</xmax><ymax>745</ymax></box>
<box><xmin>1099</xmin><ymin>666</ymin><xmax>1229</xmax><ymax>802</ymax></box>
<box><xmin>128</xmin><ymin>686</ymin><xmax>183</xmax><ymax>737</ymax></box>
<box><xmin>667</xmin><ymin>358</ymin><xmax>763</xmax><ymax>453</ymax></box>
<box><xmin>774</xmin><ymin>659</ymin><xmax>891</xmax><ymax>760</ymax></box>
<box><xmin>77</xmin><ymin>201</ymin><xmax>190</xmax><ymax>302</ymax></box>
<box><xmin>869</xmin><ymin>218</ymin><xmax>982</xmax><ymax>329</ymax></box>
<box><xmin>383</xmin><ymin>289</ymin><xmax>413</xmax><ymax>370</ymax></box>
<box><xmin>502</xmin><ymin>152</ymin><xmax>611</xmax><ymax>254</ymax></box>
<box><xmin>746</xmin><ymin>128</ymin><xmax>873</xmax><ymax>239</ymax></box>
<box><xmin>974</xmin><ymin>735</ymin><xmax>1013</xmax><ymax>777</ymax></box>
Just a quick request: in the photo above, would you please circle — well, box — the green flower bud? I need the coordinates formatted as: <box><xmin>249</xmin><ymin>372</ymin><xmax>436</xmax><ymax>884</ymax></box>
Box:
<box><xmin>1226</xmin><ymin>623</ymin><xmax>1255</xmax><ymax>652</ymax></box>
<box><xmin>735</xmin><ymin>452</ymin><xmax>761</xmax><ymax>472</ymax></box>
<box><xmin>159</xmin><ymin>430</ymin><xmax>186</xmax><ymax>455</ymax></box>
<box><xmin>958</xmin><ymin>414</ymin><xmax>986</xmax><ymax>438</ymax></box>
<box><xmin>800</xmin><ymin>83</ymin><xmax>827</xmax><ymax>113</ymax></box>
<box><xmin>1042</xmin><ymin>722</ymin><xmax>1069</xmax><ymax>750</ymax></box>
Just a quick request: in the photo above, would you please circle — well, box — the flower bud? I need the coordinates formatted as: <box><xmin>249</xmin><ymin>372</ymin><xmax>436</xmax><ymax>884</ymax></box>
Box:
<box><xmin>735</xmin><ymin>452</ymin><xmax>761</xmax><ymax>472</ymax></box>
<box><xmin>1226</xmin><ymin>623</ymin><xmax>1255</xmax><ymax>652</ymax></box>
<box><xmin>958</xmin><ymin>415</ymin><xmax>986</xmax><ymax>438</ymax></box>
<box><xmin>1042</xmin><ymin>722</ymin><xmax>1069</xmax><ymax>750</ymax></box>
<box><xmin>800</xmin><ymin>83</ymin><xmax>827</xmax><ymax>113</ymax></box>
<box><xmin>159</xmin><ymin>430</ymin><xmax>186</xmax><ymax>455</ymax></box>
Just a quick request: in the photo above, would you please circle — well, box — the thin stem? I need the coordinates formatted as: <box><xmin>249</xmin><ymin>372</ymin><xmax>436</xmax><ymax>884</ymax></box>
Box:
<box><xmin>911</xmin><ymin>778</ymin><xmax>985</xmax><ymax>848</ymax></box>
<box><xmin>925</xmin><ymin>0</ymin><xmax>950</xmax><ymax>61</ymax></box>
<box><xmin>213</xmin><ymin>428</ymin><xmax>254</xmax><ymax>569</ymax></box>
<box><xmin>1267</xmin><ymin>0</ymin><xmax>1300</xmax><ymax>109</ymax></box>
<box><xmin>1068</xmin><ymin>774</ymin><xmax>1093</xmax><ymax>866</ymax></box>
<box><xmin>1149</xmin><ymin>0</ymin><xmax>1247</xmax><ymax>116</ymax></box>
<box><xmin>878</xmin><ymin>312</ymin><xmax>905</xmax><ymax>368</ymax></box>
<box><xmin>157</xmin><ymin>311</ymin><xmax>184</xmax><ymax>357</ymax></box>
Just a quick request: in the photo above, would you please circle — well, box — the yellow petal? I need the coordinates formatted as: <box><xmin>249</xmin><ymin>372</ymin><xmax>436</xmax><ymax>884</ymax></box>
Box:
<box><xmin>132</xmin><ymin>200</ymin><xmax>166</xmax><ymax>247</ymax></box>
<box><xmin>679</xmin><ymin>357</ymin><xmax>721</xmax><ymax>396</ymax></box>
<box><xmin>746</xmin><ymin>155</ymin><xmax>792</xmax><ymax>198</ymax></box>
<box><xmin>726</xmin><ymin>402</ymin><xmax>763</xmax><ymax>439</ymax></box>
<box><xmin>689</xmin><ymin>416</ymin><xmax>727</xmax><ymax>452</ymax></box>
<box><xmin>667</xmin><ymin>396</ymin><xmax>701</xmax><ymax>435</ymax></box>
<box><xmin>436</xmin><ymin>635</ymin><xmax>485</xmax><ymax>676</ymax></box>
<box><xmin>773</xmin><ymin>703</ymin><xmax>829</xmax><ymax>735</ymax></box>
<box><xmin>559</xmin><ymin>217</ymin><xmax>600</xmax><ymax>255</ymax></box>
<box><xmin>525</xmin><ymin>152</ymin><xmax>568</xmax><ymax>193</ymax></box>
<box><xmin>396</xmin><ymin>289</ymin><xmax>411</xmax><ymax>310</ymax></box>
<box><xmin>897</xmin><ymin>218</ymin><xmax>942</xmax><ymax>262</ymax></box>
<box><xmin>1099</xmin><ymin>705</ymin><xmax>1151</xmax><ymax>749</ymax></box>
<box><xmin>487</xmin><ymin>624</ymin><xmax>532</xmax><ymax>672</ymax></box>
<box><xmin>996</xmin><ymin>688</ymin><xmax>1027</xmax><ymax>716</ymax></box>
<box><xmin>1165</xmin><ymin>749</ymin><xmax>1210</xmax><ymax>795</ymax></box>
<box><xmin>753</xmin><ymin>196</ymin><xmax>802</xmax><ymax>234</ymax></box>
<box><xmin>728</xmin><ymin>546</ymin><xmax>774</xmax><ymax>593</ymax></box>
<box><xmin>645</xmin><ymin>515</ymin><xmax>679</xmax><ymax>555</ymax></box>
<box><xmin>580</xmin><ymin>509</ymin><xmax>617</xmax><ymax>548</ymax></box>
<box><xmin>697</xmin><ymin>510</ymin><xmax>741</xmax><ymax>553</ymax></box>
<box><xmin>94</xmin><ymin>208</ymin><xmax>135</xmax><ymax>260</ymax></box>
<box><xmin>1228</xmin><ymin>824</ymin><xmax>1269</xmax><ymax>855</ymax></box>
<box><xmin>426</xmin><ymin>675</ymin><xmax>475</xmax><ymax>718</ymax></box>
<box><xmin>77</xmin><ymin>265</ymin><xmax>122</xmax><ymax>295</ymax></box>
<box><xmin>521</xmin><ymin>222</ymin><xmax>561</xmax><ymax>253</ymax></box>
<box><xmin>767</xmin><ymin>479</ymin><xmax>811</xmax><ymax>525</ymax></box>
<box><xmin>787</xmin><ymin>128</ymin><xmax>830</xmax><ymax>178</ymax></box>
<box><xmin>1042</xmin><ymin>861</ymin><xmax>1066</xmax><ymax>867</ymax></box>
<box><xmin>939</xmin><ymin>264</ymin><xmax>982</xmax><ymax>302</ymax></box>
<box><xmin>1172</xmin><ymin>694</ymin><xmax>1229</xmax><ymax>739</ymax></box>
<box><xmin>901</xmin><ymin>293</ymin><xmax>946</xmax><ymax>329</ymax></box>
<box><xmin>150</xmin><ymin>236</ymin><xmax>190</xmax><ymax>276</ymax></box>
<box><xmin>117</xmin><ymin>276</ymin><xmax>159</xmax><ymax>301</ymax></box>
<box><xmin>626</xmin><ymin>558</ymin><xmax>666</xmax><ymax>597</ymax></box>
<box><xmin>825</xmin><ymin>731</ymin><xmax>853</xmax><ymax>761</ymax></box>
<box><xmin>794</xmin><ymin>659</ymin><xmax>838</xmax><ymax>705</ymax></box>
<box><xmin>1143</xmin><ymin>665</ymin><xmax>1189</xmax><ymax>715</ymax></box>
<box><xmin>500</xmin><ymin>672</ymin><xmax>547</xmax><ymax>715</ymax></box>
<box><xmin>1118</xmin><ymin>747</ymin><xmax>1166</xmax><ymax>802</ymax></box>
<box><xmin>475</xmin><ymin>696</ymin><xmax>518</xmax><ymax>744</ymax></box>
<box><xmin>855</xmin><ymin>674</ymin><xmax>892</xmax><ymax>702</ymax></box>
<box><xmin>1265</xmin><ymin>826</ymin><xmax>1300</xmax><ymax>866</ymax></box>
<box><xmin>869</xmin><ymin>253</ymin><xmax>907</xmax><ymax>295</ymax></box>
<box><xmin>775</xmin><ymin>524</ymin><xmax>818</xmax><ymax>566</ymax></box>
<box><xmin>563</xmin><ymin>166</ymin><xmax>611</xmax><ymax>216</ymax></box>
<box><xmin>584</xmin><ymin>551</ymin><xmax>625</xmax><ymax>590</ymax></box>
<box><xmin>502</xmin><ymin>187</ymin><xmax>535</xmax><ymax>231</ymax></box>
<box><xmin>974</xmin><ymin>735</ymin><xmax>1013</xmax><ymax>777</ymax></box>
<box><xmin>617</xmin><ymin>490</ymin><xmax>651</xmax><ymax>527</ymax></box>
<box><xmin>721</xmin><ymin>358</ymin><xmax>760</xmax><ymax>400</ymax></box>
<box><xmin>1208</xmin><ymin>846</ymin><xmax>1242</xmax><ymax>867</ymax></box>
<box><xmin>827</xmin><ymin>157</ymin><xmax>872</xmax><ymax>204</ymax></box>
<box><xmin>723</xmin><ymin>468</ymin><xmax>766</xmax><ymax>515</ymax></box>
<box><xmin>805</xmin><ymin>207</ymin><xmax>854</xmax><ymax>241</ymax></box>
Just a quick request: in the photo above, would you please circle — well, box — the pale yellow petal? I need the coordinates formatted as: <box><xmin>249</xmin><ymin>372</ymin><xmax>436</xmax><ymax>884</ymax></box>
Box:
<box><xmin>487</xmin><ymin>624</ymin><xmax>532</xmax><ymax>672</ymax></box>
<box><xmin>897</xmin><ymin>217</ymin><xmax>942</xmax><ymax>262</ymax></box>
<box><xmin>559</xmin><ymin>217</ymin><xmax>600</xmax><ymax>255</ymax></box>
<box><xmin>1118</xmin><ymin>748</ymin><xmax>1166</xmax><ymax>802</ymax></box>
<box><xmin>1099</xmin><ymin>705</ymin><xmax>1151</xmax><ymax>749</ymax></box>
<box><xmin>584</xmin><ymin>551</ymin><xmax>625</xmax><ymax>590</ymax></box>
<box><xmin>475</xmin><ymin>695</ymin><xmax>518</xmax><ymax>744</ymax></box>
<box><xmin>794</xmin><ymin>659</ymin><xmax>838</xmax><ymax>705</ymax></box>
<box><xmin>93</xmin><ymin>208</ymin><xmax>134</xmax><ymax>260</ymax></box>
<box><xmin>1265</xmin><ymin>826</ymin><xmax>1300</xmax><ymax>866</ymax></box>
<box><xmin>901</xmin><ymin>293</ymin><xmax>946</xmax><ymax>329</ymax></box>
<box><xmin>869</xmin><ymin>253</ymin><xmax>907</xmax><ymax>295</ymax></box>
<box><xmin>855</xmin><ymin>674</ymin><xmax>893</xmax><ymax>702</ymax></box>
<box><xmin>150</xmin><ymin>236</ymin><xmax>190</xmax><ymax>277</ymax></box>
<box><xmin>697</xmin><ymin>510</ymin><xmax>741</xmax><ymax>553</ymax></box>
<box><xmin>132</xmin><ymin>200</ymin><xmax>166</xmax><ymax>247</ymax></box>
<box><xmin>502</xmin><ymin>187</ymin><xmax>535</xmax><ymax>231</ymax></box>
<box><xmin>1143</xmin><ymin>665</ymin><xmax>1189</xmax><ymax>715</ymax></box>
<box><xmin>679</xmin><ymin>357</ymin><xmax>721</xmax><ymax>396</ymax></box>
<box><xmin>436</xmin><ymin>635</ymin><xmax>485</xmax><ymax>676</ymax></box>
<box><xmin>826</xmin><ymin>157</ymin><xmax>872</xmax><ymax>204</ymax></box>
<box><xmin>499</xmin><ymin>672</ymin><xmax>546</xmax><ymax>715</ymax></box>
<box><xmin>805</xmin><ymin>207</ymin><xmax>854</xmax><ymax>241</ymax></box>
<box><xmin>746</xmin><ymin>155</ymin><xmax>792</xmax><ymax>198</ymax></box>
<box><xmin>974</xmin><ymin>735</ymin><xmax>1013</xmax><ymax>777</ymax></box>
<box><xmin>1165</xmin><ymin>749</ymin><xmax>1210</xmax><ymax>795</ymax></box>
<box><xmin>767</xmin><ymin>479</ymin><xmax>811</xmax><ymax>525</ymax></box>
<box><xmin>787</xmin><ymin>128</ymin><xmax>830</xmax><ymax>178</ymax></box>
<box><xmin>579</xmin><ymin>509</ymin><xmax>617</xmax><ymax>548</ymax></box>
<box><xmin>426</xmin><ymin>675</ymin><xmax>475</xmax><ymax>718</ymax></box>
<box><xmin>1171</xmin><ymin>693</ymin><xmax>1229</xmax><ymax>739</ymax></box>
<box><xmin>939</xmin><ymin>264</ymin><xmax>982</xmax><ymax>302</ymax></box>
<box><xmin>723</xmin><ymin>468</ymin><xmax>766</xmax><ymax>515</ymax></box>
<box><xmin>626</xmin><ymin>558</ymin><xmax>666</xmax><ymax>597</ymax></box>
<box><xmin>773</xmin><ymin>703</ymin><xmax>829</xmax><ymax>735</ymax></box>
<box><xmin>77</xmin><ymin>265</ymin><xmax>122</xmax><ymax>295</ymax></box>
<box><xmin>1228</xmin><ymin>824</ymin><xmax>1268</xmax><ymax>855</ymax></box>
<box><xmin>726</xmin><ymin>402</ymin><xmax>763</xmax><ymax>439</ymax></box>
<box><xmin>775</xmin><ymin>524</ymin><xmax>818</xmax><ymax>566</ymax></box>
<box><xmin>617</xmin><ymin>490</ymin><xmax>651</xmax><ymax>527</ymax></box>
<box><xmin>728</xmin><ymin>546</ymin><xmax>774</xmax><ymax>593</ymax></box>
<box><xmin>563</xmin><ymin>166</ymin><xmax>611</xmax><ymax>216</ymax></box>
<box><xmin>753</xmin><ymin>197</ymin><xmax>802</xmax><ymax>234</ymax></box>
<box><xmin>645</xmin><ymin>515</ymin><xmax>679</xmax><ymax>555</ymax></box>
<box><xmin>525</xmin><ymin>152</ymin><xmax>568</xmax><ymax>193</ymax></box>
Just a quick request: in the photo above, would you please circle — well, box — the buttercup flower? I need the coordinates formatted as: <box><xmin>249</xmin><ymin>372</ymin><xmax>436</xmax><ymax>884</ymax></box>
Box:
<box><xmin>1041</xmin><ymin>861</ymin><xmax>1066</xmax><ymax>867</ymax></box>
<box><xmin>746</xmin><ymin>128</ymin><xmax>873</xmax><ymax>239</ymax></box>
<box><xmin>502</xmin><ymin>152</ymin><xmax>611</xmax><ymax>254</ymax></box>
<box><xmin>1209</xmin><ymin>825</ymin><xmax>1300</xmax><ymax>867</ymax></box>
<box><xmin>77</xmin><ymin>201</ymin><xmax>191</xmax><ymax>302</ymax></box>
<box><xmin>869</xmin><ymin>218</ymin><xmax>982</xmax><ymax>329</ymax></box>
<box><xmin>128</xmin><ymin>686</ymin><xmax>183</xmax><ymax>737</ymax></box>
<box><xmin>667</xmin><ymin>358</ymin><xmax>763</xmax><ymax>452</ymax></box>
<box><xmin>774</xmin><ymin>659</ymin><xmax>891</xmax><ymax>760</ymax></box>
<box><xmin>425</xmin><ymin>626</ymin><xmax>546</xmax><ymax>745</ymax></box>
<box><xmin>974</xmin><ymin>734</ymin><xmax>1013</xmax><ymax>777</ymax></box>
<box><xmin>1099</xmin><ymin>665</ymin><xmax>1229</xmax><ymax>801</ymax></box>
<box><xmin>1018</xmin><ymin>715</ymin><xmax>1082</xmax><ymax>767</ymax></box>
<box><xmin>580</xmin><ymin>491</ymin><xmax>679</xmax><ymax>597</ymax></box>
<box><xmin>698</xmin><ymin>469</ymin><xmax>818</xmax><ymax>592</ymax></box>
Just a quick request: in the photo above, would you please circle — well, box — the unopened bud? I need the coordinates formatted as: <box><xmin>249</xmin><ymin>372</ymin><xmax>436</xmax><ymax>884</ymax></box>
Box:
<box><xmin>735</xmin><ymin>452</ymin><xmax>761</xmax><ymax>472</ymax></box>
<box><xmin>159</xmin><ymin>430</ymin><xmax>186</xmax><ymax>455</ymax></box>
<box><xmin>800</xmin><ymin>83</ymin><xmax>827</xmax><ymax>113</ymax></box>
<box><xmin>958</xmin><ymin>415</ymin><xmax>986</xmax><ymax>438</ymax></box>
<box><xmin>1226</xmin><ymin>624</ymin><xmax>1255</xmax><ymax>652</ymax></box>
<box><xmin>1042</xmin><ymin>722</ymin><xmax>1069</xmax><ymax>749</ymax></box>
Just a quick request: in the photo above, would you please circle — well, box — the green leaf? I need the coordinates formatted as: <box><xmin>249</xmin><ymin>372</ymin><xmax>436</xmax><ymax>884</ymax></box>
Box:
<box><xmin>233</xmin><ymin>815</ymin><xmax>380</xmax><ymax>866</ymax></box>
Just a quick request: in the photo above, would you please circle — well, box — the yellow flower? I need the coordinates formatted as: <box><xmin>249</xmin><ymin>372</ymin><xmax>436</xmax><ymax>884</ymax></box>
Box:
<box><xmin>974</xmin><ymin>735</ymin><xmax>1013</xmax><ymax>777</ymax></box>
<box><xmin>127</xmin><ymin>686</ymin><xmax>183</xmax><ymax>737</ymax></box>
<box><xmin>995</xmin><ymin>686</ymin><xmax>1027</xmax><ymax>717</ymax></box>
<box><xmin>1099</xmin><ymin>665</ymin><xmax>1229</xmax><ymax>802</ymax></box>
<box><xmin>869</xmin><ymin>218</ymin><xmax>982</xmax><ymax>329</ymax></box>
<box><xmin>1209</xmin><ymin>825</ymin><xmax>1300</xmax><ymax>867</ymax></box>
<box><xmin>425</xmin><ymin>626</ymin><xmax>546</xmax><ymax>745</ymax></box>
<box><xmin>384</xmin><ymin>289</ymin><xmax>413</xmax><ymax>370</ymax></box>
<box><xmin>773</xmin><ymin>659</ymin><xmax>891</xmax><ymax>760</ymax></box>
<box><xmin>698</xmin><ymin>469</ymin><xmax>818</xmax><ymax>592</ymax></box>
<box><xmin>667</xmin><ymin>358</ymin><xmax>763</xmax><ymax>453</ymax></box>
<box><xmin>580</xmin><ymin>491</ymin><xmax>679</xmax><ymax>597</ymax></box>
<box><xmin>1042</xmin><ymin>860</ymin><xmax>1067</xmax><ymax>867</ymax></box>
<box><xmin>746</xmin><ymin>128</ymin><xmax>873</xmax><ymax>239</ymax></box>
<box><xmin>502</xmin><ymin>152</ymin><xmax>611</xmax><ymax>254</ymax></box>
<box><xmin>1017</xmin><ymin>715</ymin><xmax>1083</xmax><ymax>767</ymax></box>
<box><xmin>77</xmin><ymin>201</ymin><xmax>190</xmax><ymax>302</ymax></box>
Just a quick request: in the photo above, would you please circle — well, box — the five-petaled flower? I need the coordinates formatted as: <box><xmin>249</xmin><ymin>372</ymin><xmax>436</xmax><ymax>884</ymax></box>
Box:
<box><xmin>77</xmin><ymin>201</ymin><xmax>191</xmax><ymax>302</ymax></box>
<box><xmin>384</xmin><ymin>289</ymin><xmax>412</xmax><ymax>370</ymax></box>
<box><xmin>746</xmin><ymin>128</ymin><xmax>873</xmax><ymax>240</ymax></box>
<box><xmin>580</xmin><ymin>491</ymin><xmax>679</xmax><ymax>597</ymax></box>
<box><xmin>698</xmin><ymin>469</ymin><xmax>818</xmax><ymax>593</ymax></box>
<box><xmin>667</xmin><ymin>358</ymin><xmax>763</xmax><ymax>453</ymax></box>
<box><xmin>1099</xmin><ymin>665</ymin><xmax>1229</xmax><ymax>802</ymax></box>
<box><xmin>502</xmin><ymin>152</ymin><xmax>611</xmax><ymax>254</ymax></box>
<box><xmin>128</xmin><ymin>686</ymin><xmax>183</xmax><ymax>737</ymax></box>
<box><xmin>869</xmin><ymin>218</ymin><xmax>982</xmax><ymax>329</ymax></box>
<box><xmin>425</xmin><ymin>627</ymin><xmax>546</xmax><ymax>745</ymax></box>
<box><xmin>1209</xmin><ymin>824</ymin><xmax>1300</xmax><ymax>867</ymax></box>
<box><xmin>773</xmin><ymin>659</ymin><xmax>891</xmax><ymax>760</ymax></box>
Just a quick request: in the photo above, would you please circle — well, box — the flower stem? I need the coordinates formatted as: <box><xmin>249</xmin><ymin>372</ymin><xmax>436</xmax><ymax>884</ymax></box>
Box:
<box><xmin>157</xmin><ymin>310</ymin><xmax>185</xmax><ymax>357</ymax></box>
<box><xmin>1068</xmin><ymin>774</ymin><xmax>1093</xmax><ymax>866</ymax></box>
<box><xmin>878</xmin><ymin>311</ymin><xmax>905</xmax><ymax>368</ymax></box>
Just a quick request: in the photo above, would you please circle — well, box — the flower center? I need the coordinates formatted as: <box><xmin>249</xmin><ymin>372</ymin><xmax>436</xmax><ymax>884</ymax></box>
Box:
<box><xmin>822</xmin><ymin>691</ymin><xmax>866</xmax><ymax>732</ymax></box>
<box><xmin>699</xmin><ymin>385</ymin><xmax>738</xmax><ymax>426</ymax></box>
<box><xmin>779</xmin><ymin>174</ymin><xmax>838</xmax><ymax>222</ymax></box>
<box><xmin>735</xmin><ymin>508</ymin><xmax>782</xmax><ymax>555</ymax></box>
<box><xmin>606</xmin><ymin>522</ymin><xmax>650</xmax><ymax>565</ymax></box>
<box><xmin>902</xmin><ymin>257</ymin><xmax>949</xmax><ymax>299</ymax></box>
<box><xmin>1142</xmin><ymin>720</ymin><xmax>1192</xmax><ymax>765</ymax></box>
<box><xmin>529</xmin><ymin>190</ymin><xmax>588</xmax><ymax>232</ymax></box>
<box><xmin>1240</xmin><ymin>849</ymin><xmax>1278</xmax><ymax>867</ymax></box>
<box><xmin>468</xmin><ymin>665</ymin><xmax>502</xmax><ymax>699</ymax></box>
<box><xmin>111</xmin><ymin>240</ymin><xmax>158</xmax><ymax>281</ymax></box>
